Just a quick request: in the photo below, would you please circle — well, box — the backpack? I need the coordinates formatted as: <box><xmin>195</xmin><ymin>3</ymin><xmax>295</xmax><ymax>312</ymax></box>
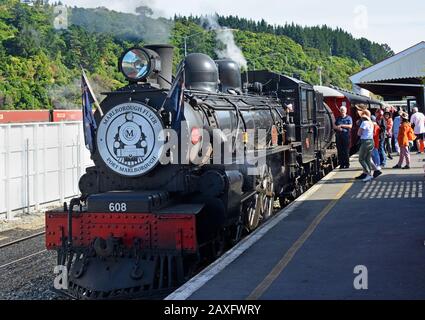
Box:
<box><xmin>378</xmin><ymin>118</ymin><xmax>387</xmax><ymax>139</ymax></box>
<box><xmin>407</xmin><ymin>126</ymin><xmax>416</xmax><ymax>142</ymax></box>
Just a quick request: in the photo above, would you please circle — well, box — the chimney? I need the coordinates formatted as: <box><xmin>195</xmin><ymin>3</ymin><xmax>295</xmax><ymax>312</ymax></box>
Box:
<box><xmin>144</xmin><ymin>44</ymin><xmax>174</xmax><ymax>90</ymax></box>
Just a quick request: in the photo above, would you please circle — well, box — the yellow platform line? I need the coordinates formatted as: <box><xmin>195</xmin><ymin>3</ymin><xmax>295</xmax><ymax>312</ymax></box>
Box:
<box><xmin>246</xmin><ymin>180</ymin><xmax>354</xmax><ymax>300</ymax></box>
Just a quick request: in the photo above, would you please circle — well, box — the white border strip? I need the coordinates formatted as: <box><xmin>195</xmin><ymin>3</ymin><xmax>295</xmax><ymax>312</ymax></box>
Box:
<box><xmin>165</xmin><ymin>171</ymin><xmax>338</xmax><ymax>300</ymax></box>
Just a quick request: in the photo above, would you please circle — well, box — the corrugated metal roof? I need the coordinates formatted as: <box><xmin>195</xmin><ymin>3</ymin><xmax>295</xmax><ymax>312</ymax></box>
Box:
<box><xmin>350</xmin><ymin>41</ymin><xmax>425</xmax><ymax>84</ymax></box>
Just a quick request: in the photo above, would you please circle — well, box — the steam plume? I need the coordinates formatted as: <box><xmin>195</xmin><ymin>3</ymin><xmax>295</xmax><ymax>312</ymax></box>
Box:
<box><xmin>202</xmin><ymin>14</ymin><xmax>247</xmax><ymax>70</ymax></box>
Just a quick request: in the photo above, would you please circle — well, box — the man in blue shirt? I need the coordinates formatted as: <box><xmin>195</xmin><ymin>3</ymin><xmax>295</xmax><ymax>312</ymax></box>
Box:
<box><xmin>334</xmin><ymin>106</ymin><xmax>353</xmax><ymax>169</ymax></box>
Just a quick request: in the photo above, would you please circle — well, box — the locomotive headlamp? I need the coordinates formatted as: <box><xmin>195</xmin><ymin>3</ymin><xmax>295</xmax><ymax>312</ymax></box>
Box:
<box><xmin>119</xmin><ymin>47</ymin><xmax>161</xmax><ymax>82</ymax></box>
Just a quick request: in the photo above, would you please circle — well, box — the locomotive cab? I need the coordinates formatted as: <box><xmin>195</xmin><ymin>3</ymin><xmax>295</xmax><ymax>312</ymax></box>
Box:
<box><xmin>244</xmin><ymin>71</ymin><xmax>328</xmax><ymax>163</ymax></box>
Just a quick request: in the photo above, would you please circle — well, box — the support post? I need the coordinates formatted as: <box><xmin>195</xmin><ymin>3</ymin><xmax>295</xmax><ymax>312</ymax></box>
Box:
<box><xmin>5</xmin><ymin>125</ymin><xmax>12</xmax><ymax>220</ymax></box>
<box><xmin>59</xmin><ymin>123</ymin><xmax>65</xmax><ymax>205</ymax></box>
<box><xmin>26</xmin><ymin>138</ymin><xmax>30</xmax><ymax>214</ymax></box>
<box><xmin>34</xmin><ymin>124</ymin><xmax>40</xmax><ymax>211</ymax></box>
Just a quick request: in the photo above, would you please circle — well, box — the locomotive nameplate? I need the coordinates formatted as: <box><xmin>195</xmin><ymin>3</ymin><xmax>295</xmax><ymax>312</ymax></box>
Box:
<box><xmin>96</xmin><ymin>102</ymin><xmax>164</xmax><ymax>177</ymax></box>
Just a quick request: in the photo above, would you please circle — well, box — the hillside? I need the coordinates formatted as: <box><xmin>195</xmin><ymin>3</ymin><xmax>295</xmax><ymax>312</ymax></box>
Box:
<box><xmin>0</xmin><ymin>1</ymin><xmax>388</xmax><ymax>110</ymax></box>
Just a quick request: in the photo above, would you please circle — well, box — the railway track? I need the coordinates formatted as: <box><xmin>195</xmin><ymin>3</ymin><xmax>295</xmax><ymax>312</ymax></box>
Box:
<box><xmin>0</xmin><ymin>231</ymin><xmax>45</xmax><ymax>249</ymax></box>
<box><xmin>0</xmin><ymin>228</ymin><xmax>58</xmax><ymax>300</ymax></box>
<box><xmin>0</xmin><ymin>249</ymin><xmax>47</xmax><ymax>269</ymax></box>
<box><xmin>0</xmin><ymin>230</ymin><xmax>47</xmax><ymax>270</ymax></box>
<box><xmin>0</xmin><ymin>226</ymin><xmax>59</xmax><ymax>300</ymax></box>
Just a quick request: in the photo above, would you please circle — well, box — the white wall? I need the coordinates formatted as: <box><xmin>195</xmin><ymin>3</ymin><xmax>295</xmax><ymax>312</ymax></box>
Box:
<box><xmin>0</xmin><ymin>121</ymin><xmax>93</xmax><ymax>220</ymax></box>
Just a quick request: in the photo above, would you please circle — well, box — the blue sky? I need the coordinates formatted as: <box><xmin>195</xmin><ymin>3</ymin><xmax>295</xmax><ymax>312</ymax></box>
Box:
<box><xmin>61</xmin><ymin>0</ymin><xmax>425</xmax><ymax>53</ymax></box>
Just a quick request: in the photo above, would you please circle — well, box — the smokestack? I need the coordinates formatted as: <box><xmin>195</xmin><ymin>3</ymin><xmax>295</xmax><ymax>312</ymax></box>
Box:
<box><xmin>144</xmin><ymin>44</ymin><xmax>174</xmax><ymax>90</ymax></box>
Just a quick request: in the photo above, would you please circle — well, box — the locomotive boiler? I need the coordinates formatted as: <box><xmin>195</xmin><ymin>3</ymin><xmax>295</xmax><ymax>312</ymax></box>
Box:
<box><xmin>45</xmin><ymin>44</ymin><xmax>337</xmax><ymax>299</ymax></box>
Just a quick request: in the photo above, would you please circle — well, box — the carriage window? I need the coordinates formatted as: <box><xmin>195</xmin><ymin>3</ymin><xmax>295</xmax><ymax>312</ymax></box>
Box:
<box><xmin>301</xmin><ymin>90</ymin><xmax>308</xmax><ymax>122</ymax></box>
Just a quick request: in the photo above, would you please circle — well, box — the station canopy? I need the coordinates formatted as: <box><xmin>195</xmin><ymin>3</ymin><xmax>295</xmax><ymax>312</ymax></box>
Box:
<box><xmin>350</xmin><ymin>41</ymin><xmax>425</xmax><ymax>109</ymax></box>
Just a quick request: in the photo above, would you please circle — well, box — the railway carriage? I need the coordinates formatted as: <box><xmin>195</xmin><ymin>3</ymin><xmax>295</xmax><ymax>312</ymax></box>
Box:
<box><xmin>314</xmin><ymin>85</ymin><xmax>383</xmax><ymax>153</ymax></box>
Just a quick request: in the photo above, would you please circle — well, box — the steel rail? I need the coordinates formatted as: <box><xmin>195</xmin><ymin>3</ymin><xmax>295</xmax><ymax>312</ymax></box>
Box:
<box><xmin>0</xmin><ymin>231</ymin><xmax>46</xmax><ymax>249</ymax></box>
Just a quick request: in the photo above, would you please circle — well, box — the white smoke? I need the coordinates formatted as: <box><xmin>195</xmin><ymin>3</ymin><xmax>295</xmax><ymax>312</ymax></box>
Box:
<box><xmin>136</xmin><ymin>1</ymin><xmax>174</xmax><ymax>44</ymax></box>
<box><xmin>48</xmin><ymin>75</ymin><xmax>110</xmax><ymax>110</ymax></box>
<box><xmin>48</xmin><ymin>78</ymin><xmax>81</xmax><ymax>110</ymax></box>
<box><xmin>66</xmin><ymin>0</ymin><xmax>174</xmax><ymax>44</ymax></box>
<box><xmin>202</xmin><ymin>14</ymin><xmax>247</xmax><ymax>71</ymax></box>
<box><xmin>121</xmin><ymin>0</ymin><xmax>175</xmax><ymax>44</ymax></box>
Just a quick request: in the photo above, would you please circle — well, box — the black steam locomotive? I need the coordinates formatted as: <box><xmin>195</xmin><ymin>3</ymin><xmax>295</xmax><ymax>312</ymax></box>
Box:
<box><xmin>45</xmin><ymin>44</ymin><xmax>337</xmax><ymax>299</ymax></box>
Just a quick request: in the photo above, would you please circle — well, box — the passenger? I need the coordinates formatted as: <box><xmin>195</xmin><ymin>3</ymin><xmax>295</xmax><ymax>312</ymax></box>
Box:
<box><xmin>393</xmin><ymin>112</ymin><xmax>416</xmax><ymax>169</ymax></box>
<box><xmin>393</xmin><ymin>109</ymin><xmax>402</xmax><ymax>155</ymax></box>
<box><xmin>384</xmin><ymin>111</ymin><xmax>393</xmax><ymax>159</ymax></box>
<box><xmin>334</xmin><ymin>106</ymin><xmax>353</xmax><ymax>169</ymax></box>
<box><xmin>354</xmin><ymin>104</ymin><xmax>368</xmax><ymax>150</ymax></box>
<box><xmin>375</xmin><ymin>109</ymin><xmax>387</xmax><ymax>167</ymax></box>
<box><xmin>356</xmin><ymin>110</ymin><xmax>374</xmax><ymax>182</ymax></box>
<box><xmin>410</xmin><ymin>107</ymin><xmax>425</xmax><ymax>154</ymax></box>
<box><xmin>371</xmin><ymin>115</ymin><xmax>383</xmax><ymax>178</ymax></box>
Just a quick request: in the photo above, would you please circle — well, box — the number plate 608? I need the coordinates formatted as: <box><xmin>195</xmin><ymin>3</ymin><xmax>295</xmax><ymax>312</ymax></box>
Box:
<box><xmin>108</xmin><ymin>203</ymin><xmax>127</xmax><ymax>212</ymax></box>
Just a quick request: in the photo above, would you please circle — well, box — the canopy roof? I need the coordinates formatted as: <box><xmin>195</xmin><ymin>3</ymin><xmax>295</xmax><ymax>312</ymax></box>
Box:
<box><xmin>350</xmin><ymin>41</ymin><xmax>425</xmax><ymax>84</ymax></box>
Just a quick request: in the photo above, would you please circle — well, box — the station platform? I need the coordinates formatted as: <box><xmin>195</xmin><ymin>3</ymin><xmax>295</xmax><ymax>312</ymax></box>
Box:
<box><xmin>167</xmin><ymin>154</ymin><xmax>425</xmax><ymax>300</ymax></box>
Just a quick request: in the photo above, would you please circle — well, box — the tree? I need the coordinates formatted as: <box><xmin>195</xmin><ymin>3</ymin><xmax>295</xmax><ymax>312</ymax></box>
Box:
<box><xmin>135</xmin><ymin>6</ymin><xmax>153</xmax><ymax>17</ymax></box>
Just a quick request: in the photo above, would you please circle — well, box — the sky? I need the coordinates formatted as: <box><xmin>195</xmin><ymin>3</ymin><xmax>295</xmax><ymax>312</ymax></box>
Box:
<box><xmin>60</xmin><ymin>0</ymin><xmax>425</xmax><ymax>53</ymax></box>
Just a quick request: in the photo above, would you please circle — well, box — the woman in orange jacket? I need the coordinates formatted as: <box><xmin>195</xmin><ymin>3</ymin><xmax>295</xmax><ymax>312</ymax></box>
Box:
<box><xmin>393</xmin><ymin>112</ymin><xmax>416</xmax><ymax>169</ymax></box>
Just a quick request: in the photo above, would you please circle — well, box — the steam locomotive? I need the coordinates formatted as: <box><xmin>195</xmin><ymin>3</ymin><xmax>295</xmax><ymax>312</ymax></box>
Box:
<box><xmin>45</xmin><ymin>44</ymin><xmax>338</xmax><ymax>299</ymax></box>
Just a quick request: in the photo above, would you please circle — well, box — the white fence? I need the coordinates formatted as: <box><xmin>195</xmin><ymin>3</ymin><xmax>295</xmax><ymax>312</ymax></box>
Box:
<box><xmin>0</xmin><ymin>121</ymin><xmax>93</xmax><ymax>220</ymax></box>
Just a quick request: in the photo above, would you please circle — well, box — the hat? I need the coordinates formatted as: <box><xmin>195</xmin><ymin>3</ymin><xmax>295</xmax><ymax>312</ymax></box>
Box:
<box><xmin>370</xmin><ymin>115</ymin><xmax>376</xmax><ymax>122</ymax></box>
<box><xmin>361</xmin><ymin>110</ymin><xmax>371</xmax><ymax>121</ymax></box>
<box><xmin>400</xmin><ymin>112</ymin><xmax>409</xmax><ymax>120</ymax></box>
<box><xmin>355</xmin><ymin>104</ymin><xmax>368</xmax><ymax>111</ymax></box>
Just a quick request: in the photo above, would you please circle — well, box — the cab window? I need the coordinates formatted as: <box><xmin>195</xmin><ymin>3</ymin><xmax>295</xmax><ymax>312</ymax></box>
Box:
<box><xmin>307</xmin><ymin>90</ymin><xmax>314</xmax><ymax>120</ymax></box>
<box><xmin>301</xmin><ymin>89</ymin><xmax>308</xmax><ymax>122</ymax></box>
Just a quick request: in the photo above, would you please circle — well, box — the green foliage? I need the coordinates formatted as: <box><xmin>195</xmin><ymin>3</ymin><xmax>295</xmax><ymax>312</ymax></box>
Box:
<box><xmin>0</xmin><ymin>2</ymin><xmax>391</xmax><ymax>110</ymax></box>
<box><xmin>0</xmin><ymin>0</ymin><xmax>126</xmax><ymax>110</ymax></box>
